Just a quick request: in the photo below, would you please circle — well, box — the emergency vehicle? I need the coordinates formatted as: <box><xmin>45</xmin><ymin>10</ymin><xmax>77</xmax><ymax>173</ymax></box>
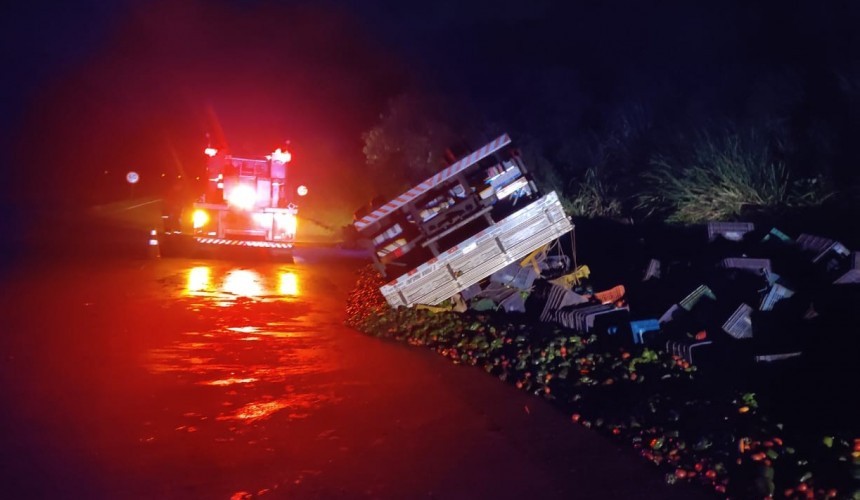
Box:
<box><xmin>185</xmin><ymin>145</ymin><xmax>302</xmax><ymax>249</ymax></box>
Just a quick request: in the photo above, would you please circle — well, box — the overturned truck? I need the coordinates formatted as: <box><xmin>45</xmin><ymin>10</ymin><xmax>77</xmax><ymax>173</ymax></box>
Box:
<box><xmin>353</xmin><ymin>134</ymin><xmax>574</xmax><ymax>307</ymax></box>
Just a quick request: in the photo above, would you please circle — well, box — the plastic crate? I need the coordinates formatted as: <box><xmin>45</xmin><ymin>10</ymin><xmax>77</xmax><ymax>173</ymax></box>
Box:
<box><xmin>707</xmin><ymin>222</ymin><xmax>754</xmax><ymax>242</ymax></box>
<box><xmin>588</xmin><ymin>307</ymin><xmax>630</xmax><ymax>334</ymax></box>
<box><xmin>498</xmin><ymin>291</ymin><xmax>527</xmax><ymax>313</ymax></box>
<box><xmin>680</xmin><ymin>285</ymin><xmax>716</xmax><ymax>311</ymax></box>
<box><xmin>834</xmin><ymin>252</ymin><xmax>860</xmax><ymax>285</ymax></box>
<box><xmin>723</xmin><ymin>303</ymin><xmax>754</xmax><ymax>339</ymax></box>
<box><xmin>554</xmin><ymin>303</ymin><xmax>614</xmax><ymax>331</ymax></box>
<box><xmin>594</xmin><ymin>285</ymin><xmax>625</xmax><ymax>305</ymax></box>
<box><xmin>490</xmin><ymin>261</ymin><xmax>539</xmax><ymax>290</ymax></box>
<box><xmin>659</xmin><ymin>304</ymin><xmax>682</xmax><ymax>324</ymax></box>
<box><xmin>755</xmin><ymin>352</ymin><xmax>802</xmax><ymax>363</ymax></box>
<box><xmin>666</xmin><ymin>339</ymin><xmax>714</xmax><ymax>364</ymax></box>
<box><xmin>539</xmin><ymin>284</ymin><xmax>589</xmax><ymax>323</ymax></box>
<box><xmin>642</xmin><ymin>259</ymin><xmax>661</xmax><ymax>281</ymax></box>
<box><xmin>797</xmin><ymin>234</ymin><xmax>850</xmax><ymax>263</ymax></box>
<box><xmin>630</xmin><ymin>319</ymin><xmax>661</xmax><ymax>344</ymax></box>
<box><xmin>760</xmin><ymin>283</ymin><xmax>794</xmax><ymax>311</ymax></box>
<box><xmin>761</xmin><ymin>227</ymin><xmax>793</xmax><ymax>243</ymax></box>
<box><xmin>720</xmin><ymin>258</ymin><xmax>772</xmax><ymax>274</ymax></box>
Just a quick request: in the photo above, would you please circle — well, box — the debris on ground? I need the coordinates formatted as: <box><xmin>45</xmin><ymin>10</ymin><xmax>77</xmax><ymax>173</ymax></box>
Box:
<box><xmin>346</xmin><ymin>219</ymin><xmax>860</xmax><ymax>499</ymax></box>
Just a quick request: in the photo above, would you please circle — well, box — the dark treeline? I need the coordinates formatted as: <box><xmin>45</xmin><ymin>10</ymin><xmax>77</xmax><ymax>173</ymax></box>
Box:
<box><xmin>359</xmin><ymin>0</ymin><xmax>859</xmax><ymax>224</ymax></box>
<box><xmin>2</xmin><ymin>0</ymin><xmax>857</xmax><ymax>227</ymax></box>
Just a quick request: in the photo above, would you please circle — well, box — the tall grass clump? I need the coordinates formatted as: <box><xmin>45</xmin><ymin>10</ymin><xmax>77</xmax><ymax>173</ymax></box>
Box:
<box><xmin>638</xmin><ymin>132</ymin><xmax>834</xmax><ymax>223</ymax></box>
<box><xmin>565</xmin><ymin>167</ymin><xmax>623</xmax><ymax>218</ymax></box>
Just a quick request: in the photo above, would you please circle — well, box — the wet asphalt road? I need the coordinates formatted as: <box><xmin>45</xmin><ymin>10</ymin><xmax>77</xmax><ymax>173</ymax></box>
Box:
<box><xmin>0</xmin><ymin>238</ymin><xmax>710</xmax><ymax>499</ymax></box>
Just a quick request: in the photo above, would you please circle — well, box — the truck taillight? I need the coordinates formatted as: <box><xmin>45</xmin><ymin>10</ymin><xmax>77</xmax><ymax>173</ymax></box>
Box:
<box><xmin>192</xmin><ymin>209</ymin><xmax>210</xmax><ymax>229</ymax></box>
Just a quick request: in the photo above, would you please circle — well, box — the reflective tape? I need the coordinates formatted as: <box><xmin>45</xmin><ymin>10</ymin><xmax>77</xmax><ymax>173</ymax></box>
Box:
<box><xmin>194</xmin><ymin>238</ymin><xmax>292</xmax><ymax>249</ymax></box>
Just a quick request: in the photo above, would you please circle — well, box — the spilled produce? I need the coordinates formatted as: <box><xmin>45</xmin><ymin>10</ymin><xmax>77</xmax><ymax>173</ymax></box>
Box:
<box><xmin>345</xmin><ymin>222</ymin><xmax>860</xmax><ymax>499</ymax></box>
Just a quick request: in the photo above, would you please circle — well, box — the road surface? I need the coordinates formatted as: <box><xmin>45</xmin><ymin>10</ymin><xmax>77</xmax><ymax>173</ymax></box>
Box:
<box><xmin>0</xmin><ymin>232</ymin><xmax>710</xmax><ymax>499</ymax></box>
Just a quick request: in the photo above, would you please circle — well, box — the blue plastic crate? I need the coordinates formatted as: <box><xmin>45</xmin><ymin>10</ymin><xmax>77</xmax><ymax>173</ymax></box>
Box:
<box><xmin>629</xmin><ymin>319</ymin><xmax>661</xmax><ymax>344</ymax></box>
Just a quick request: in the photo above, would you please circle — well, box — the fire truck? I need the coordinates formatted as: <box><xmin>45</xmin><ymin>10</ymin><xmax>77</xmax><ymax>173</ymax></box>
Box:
<box><xmin>353</xmin><ymin>133</ymin><xmax>574</xmax><ymax>307</ymax></box>
<box><xmin>182</xmin><ymin>145</ymin><xmax>301</xmax><ymax>249</ymax></box>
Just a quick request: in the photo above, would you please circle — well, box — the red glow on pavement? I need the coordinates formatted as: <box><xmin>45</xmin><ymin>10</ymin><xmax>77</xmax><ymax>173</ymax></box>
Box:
<box><xmin>217</xmin><ymin>392</ymin><xmax>332</xmax><ymax>423</ymax></box>
<box><xmin>222</xmin><ymin>400</ymin><xmax>290</xmax><ymax>422</ymax></box>
<box><xmin>223</xmin><ymin>269</ymin><xmax>263</xmax><ymax>297</ymax></box>
<box><xmin>186</xmin><ymin>266</ymin><xmax>212</xmax><ymax>294</ymax></box>
<box><xmin>185</xmin><ymin>266</ymin><xmax>302</xmax><ymax>299</ymax></box>
<box><xmin>279</xmin><ymin>272</ymin><xmax>298</xmax><ymax>296</ymax></box>
<box><xmin>145</xmin><ymin>264</ymin><xmax>331</xmax><ymax>438</ymax></box>
<box><xmin>204</xmin><ymin>377</ymin><xmax>258</xmax><ymax>386</ymax></box>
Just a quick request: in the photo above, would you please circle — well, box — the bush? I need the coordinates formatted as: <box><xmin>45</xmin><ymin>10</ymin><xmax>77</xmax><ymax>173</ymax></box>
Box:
<box><xmin>564</xmin><ymin>168</ymin><xmax>624</xmax><ymax>218</ymax></box>
<box><xmin>638</xmin><ymin>133</ymin><xmax>834</xmax><ymax>223</ymax></box>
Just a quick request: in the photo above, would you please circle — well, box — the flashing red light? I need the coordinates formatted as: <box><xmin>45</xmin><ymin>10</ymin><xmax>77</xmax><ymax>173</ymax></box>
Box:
<box><xmin>271</xmin><ymin>148</ymin><xmax>291</xmax><ymax>163</ymax></box>
<box><xmin>204</xmin><ymin>147</ymin><xmax>218</xmax><ymax>157</ymax></box>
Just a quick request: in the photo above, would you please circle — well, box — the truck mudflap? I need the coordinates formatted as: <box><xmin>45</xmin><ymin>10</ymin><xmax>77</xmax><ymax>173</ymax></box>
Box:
<box><xmin>379</xmin><ymin>191</ymin><xmax>573</xmax><ymax>307</ymax></box>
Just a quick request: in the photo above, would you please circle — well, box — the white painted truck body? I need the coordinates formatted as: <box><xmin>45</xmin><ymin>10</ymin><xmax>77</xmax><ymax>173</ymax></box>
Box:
<box><xmin>380</xmin><ymin>191</ymin><xmax>572</xmax><ymax>307</ymax></box>
<box><xmin>353</xmin><ymin>133</ymin><xmax>573</xmax><ymax>307</ymax></box>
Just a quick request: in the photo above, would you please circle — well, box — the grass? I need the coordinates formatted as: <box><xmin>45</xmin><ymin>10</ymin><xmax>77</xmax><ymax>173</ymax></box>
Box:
<box><xmin>563</xmin><ymin>168</ymin><xmax>624</xmax><ymax>219</ymax></box>
<box><xmin>88</xmin><ymin>196</ymin><xmax>165</xmax><ymax>230</ymax></box>
<box><xmin>637</xmin><ymin>134</ymin><xmax>834</xmax><ymax>223</ymax></box>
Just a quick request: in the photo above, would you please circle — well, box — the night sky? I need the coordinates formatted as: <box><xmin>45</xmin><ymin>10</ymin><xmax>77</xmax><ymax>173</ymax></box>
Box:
<box><xmin>2</xmin><ymin>0</ymin><xmax>856</xmax><ymax>224</ymax></box>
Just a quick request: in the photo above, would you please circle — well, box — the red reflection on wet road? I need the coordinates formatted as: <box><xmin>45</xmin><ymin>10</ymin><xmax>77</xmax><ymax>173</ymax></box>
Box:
<box><xmin>1</xmin><ymin>250</ymin><xmax>702</xmax><ymax>500</ymax></box>
<box><xmin>279</xmin><ymin>271</ymin><xmax>299</xmax><ymax>296</ymax></box>
<box><xmin>184</xmin><ymin>265</ymin><xmax>299</xmax><ymax>299</ymax></box>
<box><xmin>222</xmin><ymin>269</ymin><xmax>264</xmax><ymax>297</ymax></box>
<box><xmin>146</xmin><ymin>263</ymin><xmax>336</xmax><ymax>433</ymax></box>
<box><xmin>186</xmin><ymin>266</ymin><xmax>212</xmax><ymax>293</ymax></box>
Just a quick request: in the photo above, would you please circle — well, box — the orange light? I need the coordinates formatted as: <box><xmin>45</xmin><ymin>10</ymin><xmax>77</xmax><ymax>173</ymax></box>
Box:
<box><xmin>186</xmin><ymin>266</ymin><xmax>212</xmax><ymax>294</ymax></box>
<box><xmin>226</xmin><ymin>184</ymin><xmax>257</xmax><ymax>210</ymax></box>
<box><xmin>223</xmin><ymin>270</ymin><xmax>263</xmax><ymax>297</ymax></box>
<box><xmin>192</xmin><ymin>209</ymin><xmax>209</xmax><ymax>229</ymax></box>
<box><xmin>204</xmin><ymin>147</ymin><xmax>218</xmax><ymax>157</ymax></box>
<box><xmin>279</xmin><ymin>272</ymin><xmax>298</xmax><ymax>296</ymax></box>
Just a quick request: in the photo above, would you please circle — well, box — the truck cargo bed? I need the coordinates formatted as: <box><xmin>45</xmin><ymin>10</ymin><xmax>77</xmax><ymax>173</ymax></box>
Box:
<box><xmin>379</xmin><ymin>191</ymin><xmax>573</xmax><ymax>307</ymax></box>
